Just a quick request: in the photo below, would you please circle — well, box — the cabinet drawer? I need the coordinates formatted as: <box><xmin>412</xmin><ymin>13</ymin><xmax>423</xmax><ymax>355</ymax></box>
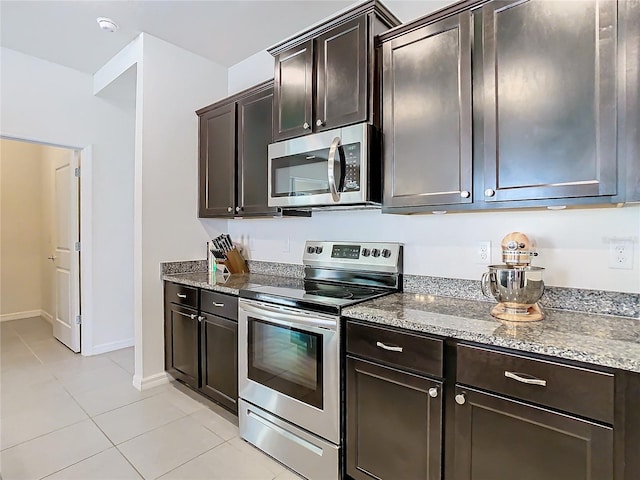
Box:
<box><xmin>165</xmin><ymin>282</ymin><xmax>198</xmax><ymax>309</ymax></box>
<box><xmin>456</xmin><ymin>344</ymin><xmax>614</xmax><ymax>424</ymax></box>
<box><xmin>201</xmin><ymin>289</ymin><xmax>238</xmax><ymax>320</ymax></box>
<box><xmin>346</xmin><ymin>321</ymin><xmax>443</xmax><ymax>378</ymax></box>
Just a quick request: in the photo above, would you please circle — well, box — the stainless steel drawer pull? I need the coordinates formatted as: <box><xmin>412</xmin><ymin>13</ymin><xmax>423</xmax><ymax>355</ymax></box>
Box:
<box><xmin>376</xmin><ymin>341</ymin><xmax>403</xmax><ymax>353</ymax></box>
<box><xmin>189</xmin><ymin>314</ymin><xmax>197</xmax><ymax>320</ymax></box>
<box><xmin>212</xmin><ymin>302</ymin><xmax>224</xmax><ymax>308</ymax></box>
<box><xmin>505</xmin><ymin>371</ymin><xmax>547</xmax><ymax>387</ymax></box>
<box><xmin>176</xmin><ymin>293</ymin><xmax>187</xmax><ymax>299</ymax></box>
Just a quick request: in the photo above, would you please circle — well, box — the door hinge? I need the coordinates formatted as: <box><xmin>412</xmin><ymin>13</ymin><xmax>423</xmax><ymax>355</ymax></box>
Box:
<box><xmin>75</xmin><ymin>315</ymin><xmax>81</xmax><ymax>325</ymax></box>
<box><xmin>74</xmin><ymin>167</ymin><xmax>80</xmax><ymax>177</ymax></box>
<box><xmin>74</xmin><ymin>242</ymin><xmax>81</xmax><ymax>252</ymax></box>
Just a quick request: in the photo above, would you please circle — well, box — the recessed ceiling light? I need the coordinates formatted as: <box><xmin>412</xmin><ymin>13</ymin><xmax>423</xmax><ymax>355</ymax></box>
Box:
<box><xmin>96</xmin><ymin>17</ymin><xmax>119</xmax><ymax>33</ymax></box>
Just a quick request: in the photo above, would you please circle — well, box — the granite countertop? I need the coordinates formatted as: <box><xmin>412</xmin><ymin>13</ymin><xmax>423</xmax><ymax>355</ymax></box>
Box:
<box><xmin>162</xmin><ymin>271</ymin><xmax>303</xmax><ymax>295</ymax></box>
<box><xmin>343</xmin><ymin>293</ymin><xmax>640</xmax><ymax>374</ymax></box>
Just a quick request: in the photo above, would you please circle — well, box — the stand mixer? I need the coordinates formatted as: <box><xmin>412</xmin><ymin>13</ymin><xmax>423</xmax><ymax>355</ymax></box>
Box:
<box><xmin>481</xmin><ymin>232</ymin><xmax>545</xmax><ymax>322</ymax></box>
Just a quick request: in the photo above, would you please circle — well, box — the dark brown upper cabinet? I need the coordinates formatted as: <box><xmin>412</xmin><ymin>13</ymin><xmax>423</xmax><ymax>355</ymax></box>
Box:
<box><xmin>197</xmin><ymin>81</ymin><xmax>277</xmax><ymax>218</ymax></box>
<box><xmin>480</xmin><ymin>0</ymin><xmax>618</xmax><ymax>203</ymax></box>
<box><xmin>269</xmin><ymin>0</ymin><xmax>400</xmax><ymax>142</ymax></box>
<box><xmin>381</xmin><ymin>11</ymin><xmax>473</xmax><ymax>210</ymax></box>
<box><xmin>378</xmin><ymin>0</ymin><xmax>638</xmax><ymax>213</ymax></box>
<box><xmin>237</xmin><ymin>86</ymin><xmax>278</xmax><ymax>217</ymax></box>
<box><xmin>198</xmin><ymin>102</ymin><xmax>236</xmax><ymax>218</ymax></box>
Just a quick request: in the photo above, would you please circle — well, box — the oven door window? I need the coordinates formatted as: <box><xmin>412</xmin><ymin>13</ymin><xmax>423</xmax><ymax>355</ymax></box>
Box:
<box><xmin>248</xmin><ymin>318</ymin><xmax>323</xmax><ymax>409</ymax></box>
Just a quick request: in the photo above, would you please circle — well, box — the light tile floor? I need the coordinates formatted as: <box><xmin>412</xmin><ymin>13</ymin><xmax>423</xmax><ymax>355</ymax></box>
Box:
<box><xmin>0</xmin><ymin>317</ymin><xmax>304</xmax><ymax>480</ymax></box>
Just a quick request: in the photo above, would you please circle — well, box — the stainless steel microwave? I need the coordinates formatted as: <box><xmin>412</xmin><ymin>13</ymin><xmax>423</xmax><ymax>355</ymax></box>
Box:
<box><xmin>267</xmin><ymin>123</ymin><xmax>381</xmax><ymax>209</ymax></box>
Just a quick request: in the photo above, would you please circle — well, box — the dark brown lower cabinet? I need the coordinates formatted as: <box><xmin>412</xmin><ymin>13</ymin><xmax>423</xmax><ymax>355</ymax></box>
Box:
<box><xmin>346</xmin><ymin>356</ymin><xmax>442</xmax><ymax>480</ymax></box>
<box><xmin>453</xmin><ymin>386</ymin><xmax>613</xmax><ymax>480</ymax></box>
<box><xmin>164</xmin><ymin>303</ymin><xmax>200</xmax><ymax>389</ymax></box>
<box><xmin>200</xmin><ymin>312</ymin><xmax>238</xmax><ymax>413</ymax></box>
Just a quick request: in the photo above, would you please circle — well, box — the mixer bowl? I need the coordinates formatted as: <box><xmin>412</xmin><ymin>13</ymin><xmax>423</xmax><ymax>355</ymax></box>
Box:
<box><xmin>481</xmin><ymin>265</ymin><xmax>545</xmax><ymax>306</ymax></box>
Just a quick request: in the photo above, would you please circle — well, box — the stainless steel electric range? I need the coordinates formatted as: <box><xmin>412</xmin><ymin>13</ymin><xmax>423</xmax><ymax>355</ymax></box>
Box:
<box><xmin>238</xmin><ymin>241</ymin><xmax>403</xmax><ymax>480</ymax></box>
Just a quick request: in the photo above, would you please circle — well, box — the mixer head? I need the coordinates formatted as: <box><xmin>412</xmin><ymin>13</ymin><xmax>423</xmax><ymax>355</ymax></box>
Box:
<box><xmin>501</xmin><ymin>232</ymin><xmax>538</xmax><ymax>266</ymax></box>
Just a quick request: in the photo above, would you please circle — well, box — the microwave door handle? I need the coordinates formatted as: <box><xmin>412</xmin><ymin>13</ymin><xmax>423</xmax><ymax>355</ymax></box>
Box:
<box><xmin>327</xmin><ymin>137</ymin><xmax>342</xmax><ymax>202</ymax></box>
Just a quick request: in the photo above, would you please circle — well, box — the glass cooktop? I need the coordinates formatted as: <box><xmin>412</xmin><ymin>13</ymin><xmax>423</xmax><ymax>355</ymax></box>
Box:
<box><xmin>240</xmin><ymin>281</ymin><xmax>391</xmax><ymax>315</ymax></box>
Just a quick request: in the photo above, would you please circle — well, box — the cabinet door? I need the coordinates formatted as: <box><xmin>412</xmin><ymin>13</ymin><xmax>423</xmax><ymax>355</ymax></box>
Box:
<box><xmin>273</xmin><ymin>40</ymin><xmax>313</xmax><ymax>141</ymax></box>
<box><xmin>481</xmin><ymin>0</ymin><xmax>617</xmax><ymax>202</ymax></box>
<box><xmin>199</xmin><ymin>103</ymin><xmax>236</xmax><ymax>217</ymax></box>
<box><xmin>316</xmin><ymin>16</ymin><xmax>368</xmax><ymax>132</ymax></box>
<box><xmin>346</xmin><ymin>357</ymin><xmax>442</xmax><ymax>480</ymax></box>
<box><xmin>453</xmin><ymin>386</ymin><xmax>613</xmax><ymax>480</ymax></box>
<box><xmin>382</xmin><ymin>12</ymin><xmax>472</xmax><ymax>208</ymax></box>
<box><xmin>199</xmin><ymin>313</ymin><xmax>238</xmax><ymax>413</ymax></box>
<box><xmin>164</xmin><ymin>303</ymin><xmax>200</xmax><ymax>389</ymax></box>
<box><xmin>237</xmin><ymin>85</ymin><xmax>278</xmax><ymax>217</ymax></box>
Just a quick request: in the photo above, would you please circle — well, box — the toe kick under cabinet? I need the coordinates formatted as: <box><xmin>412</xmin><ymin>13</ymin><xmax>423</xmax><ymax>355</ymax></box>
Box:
<box><xmin>164</xmin><ymin>282</ymin><xmax>238</xmax><ymax>413</ymax></box>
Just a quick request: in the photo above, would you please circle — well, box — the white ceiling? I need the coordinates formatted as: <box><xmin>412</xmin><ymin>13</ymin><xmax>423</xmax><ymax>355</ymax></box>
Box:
<box><xmin>0</xmin><ymin>0</ymin><xmax>452</xmax><ymax>74</ymax></box>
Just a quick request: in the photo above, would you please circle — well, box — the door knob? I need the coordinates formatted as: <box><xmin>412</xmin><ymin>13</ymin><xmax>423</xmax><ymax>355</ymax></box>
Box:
<box><xmin>484</xmin><ymin>188</ymin><xmax>496</xmax><ymax>197</ymax></box>
<box><xmin>428</xmin><ymin>387</ymin><xmax>438</xmax><ymax>398</ymax></box>
<box><xmin>303</xmin><ymin>122</ymin><xmax>310</xmax><ymax>130</ymax></box>
<box><xmin>316</xmin><ymin>119</ymin><xmax>325</xmax><ymax>127</ymax></box>
<box><xmin>227</xmin><ymin>206</ymin><xmax>232</xmax><ymax>213</ymax></box>
<box><xmin>455</xmin><ymin>393</ymin><xmax>466</xmax><ymax>405</ymax></box>
<box><xmin>460</xmin><ymin>190</ymin><xmax>470</xmax><ymax>198</ymax></box>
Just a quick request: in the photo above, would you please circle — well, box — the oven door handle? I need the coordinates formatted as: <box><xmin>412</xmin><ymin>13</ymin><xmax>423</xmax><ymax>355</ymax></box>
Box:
<box><xmin>239</xmin><ymin>301</ymin><xmax>337</xmax><ymax>331</ymax></box>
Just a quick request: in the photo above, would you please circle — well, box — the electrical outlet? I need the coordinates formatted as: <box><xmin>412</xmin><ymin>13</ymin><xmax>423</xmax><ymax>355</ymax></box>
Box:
<box><xmin>609</xmin><ymin>240</ymin><xmax>633</xmax><ymax>269</ymax></box>
<box><xmin>477</xmin><ymin>241</ymin><xmax>491</xmax><ymax>265</ymax></box>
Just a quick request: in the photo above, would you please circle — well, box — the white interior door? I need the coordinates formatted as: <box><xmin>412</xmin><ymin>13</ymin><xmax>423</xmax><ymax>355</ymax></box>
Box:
<box><xmin>52</xmin><ymin>150</ymin><xmax>80</xmax><ymax>352</ymax></box>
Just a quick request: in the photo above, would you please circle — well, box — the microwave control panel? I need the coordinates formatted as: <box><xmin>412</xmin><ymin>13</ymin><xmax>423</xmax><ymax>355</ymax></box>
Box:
<box><xmin>342</xmin><ymin>143</ymin><xmax>361</xmax><ymax>191</ymax></box>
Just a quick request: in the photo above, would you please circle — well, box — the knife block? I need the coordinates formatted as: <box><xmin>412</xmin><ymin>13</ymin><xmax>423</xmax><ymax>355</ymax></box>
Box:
<box><xmin>223</xmin><ymin>247</ymin><xmax>249</xmax><ymax>274</ymax></box>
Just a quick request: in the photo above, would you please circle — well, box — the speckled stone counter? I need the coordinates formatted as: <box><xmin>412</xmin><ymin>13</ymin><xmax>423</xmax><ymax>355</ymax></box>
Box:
<box><xmin>343</xmin><ymin>293</ymin><xmax>640</xmax><ymax>374</ymax></box>
<box><xmin>162</xmin><ymin>271</ymin><xmax>303</xmax><ymax>295</ymax></box>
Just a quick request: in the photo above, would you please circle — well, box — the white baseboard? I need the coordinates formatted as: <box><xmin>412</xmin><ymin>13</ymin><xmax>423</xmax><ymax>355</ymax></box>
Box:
<box><xmin>133</xmin><ymin>372</ymin><xmax>170</xmax><ymax>391</ymax></box>
<box><xmin>1</xmin><ymin>310</ymin><xmax>47</xmax><ymax>322</ymax></box>
<box><xmin>90</xmin><ymin>338</ymin><xmax>134</xmax><ymax>355</ymax></box>
<box><xmin>41</xmin><ymin>310</ymin><xmax>53</xmax><ymax>324</ymax></box>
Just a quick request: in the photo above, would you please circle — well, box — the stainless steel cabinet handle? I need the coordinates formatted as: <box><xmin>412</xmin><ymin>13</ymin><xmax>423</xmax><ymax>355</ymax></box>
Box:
<box><xmin>235</xmin><ymin>206</ymin><xmax>241</xmax><ymax>212</ymax></box>
<box><xmin>484</xmin><ymin>188</ymin><xmax>496</xmax><ymax>197</ymax></box>
<box><xmin>505</xmin><ymin>371</ymin><xmax>547</xmax><ymax>387</ymax></box>
<box><xmin>198</xmin><ymin>316</ymin><xmax>204</xmax><ymax>322</ymax></box>
<box><xmin>47</xmin><ymin>255</ymin><xmax>57</xmax><ymax>261</ymax></box>
<box><xmin>316</xmin><ymin>119</ymin><xmax>325</xmax><ymax>127</ymax></box>
<box><xmin>428</xmin><ymin>387</ymin><xmax>438</xmax><ymax>398</ymax></box>
<box><xmin>212</xmin><ymin>302</ymin><xmax>224</xmax><ymax>308</ymax></box>
<box><xmin>376</xmin><ymin>341</ymin><xmax>403</xmax><ymax>353</ymax></box>
<box><xmin>455</xmin><ymin>393</ymin><xmax>466</xmax><ymax>405</ymax></box>
<box><xmin>189</xmin><ymin>314</ymin><xmax>197</xmax><ymax>320</ymax></box>
<box><xmin>460</xmin><ymin>190</ymin><xmax>470</xmax><ymax>198</ymax></box>
<box><xmin>177</xmin><ymin>293</ymin><xmax>187</xmax><ymax>299</ymax></box>
<box><xmin>303</xmin><ymin>122</ymin><xmax>310</xmax><ymax>130</ymax></box>
<box><xmin>227</xmin><ymin>206</ymin><xmax>232</xmax><ymax>213</ymax></box>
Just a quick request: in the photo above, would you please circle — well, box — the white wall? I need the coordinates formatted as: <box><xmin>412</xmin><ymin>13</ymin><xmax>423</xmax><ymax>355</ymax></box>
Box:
<box><xmin>0</xmin><ymin>47</ymin><xmax>135</xmax><ymax>351</ymax></box>
<box><xmin>227</xmin><ymin>31</ymin><xmax>640</xmax><ymax>295</ymax></box>
<box><xmin>134</xmin><ymin>34</ymin><xmax>228</xmax><ymax>387</ymax></box>
<box><xmin>0</xmin><ymin>139</ymin><xmax>44</xmax><ymax>318</ymax></box>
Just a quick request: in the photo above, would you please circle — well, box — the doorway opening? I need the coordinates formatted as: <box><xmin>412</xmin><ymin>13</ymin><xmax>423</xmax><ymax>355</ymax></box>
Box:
<box><xmin>0</xmin><ymin>137</ymin><xmax>81</xmax><ymax>353</ymax></box>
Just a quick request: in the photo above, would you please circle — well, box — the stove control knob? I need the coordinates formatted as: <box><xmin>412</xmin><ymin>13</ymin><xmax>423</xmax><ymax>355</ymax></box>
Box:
<box><xmin>361</xmin><ymin>248</ymin><xmax>371</xmax><ymax>257</ymax></box>
<box><xmin>307</xmin><ymin>246</ymin><xmax>315</xmax><ymax>254</ymax></box>
<box><xmin>382</xmin><ymin>249</ymin><xmax>392</xmax><ymax>258</ymax></box>
<box><xmin>371</xmin><ymin>248</ymin><xmax>380</xmax><ymax>257</ymax></box>
<box><xmin>315</xmin><ymin>246</ymin><xmax>323</xmax><ymax>254</ymax></box>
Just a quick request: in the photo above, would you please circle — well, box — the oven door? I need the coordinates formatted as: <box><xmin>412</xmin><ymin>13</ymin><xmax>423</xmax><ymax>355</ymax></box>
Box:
<box><xmin>267</xmin><ymin>123</ymin><xmax>370</xmax><ymax>208</ymax></box>
<box><xmin>238</xmin><ymin>299</ymin><xmax>340</xmax><ymax>443</ymax></box>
